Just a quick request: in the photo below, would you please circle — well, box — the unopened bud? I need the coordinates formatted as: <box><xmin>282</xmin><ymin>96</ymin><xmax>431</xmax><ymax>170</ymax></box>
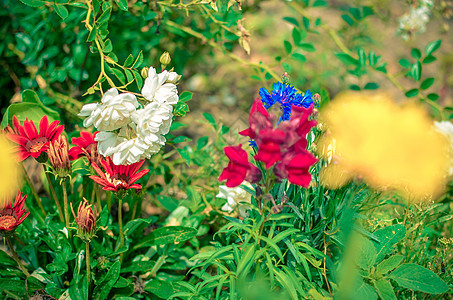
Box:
<box><xmin>48</xmin><ymin>136</ymin><xmax>71</xmax><ymax>178</ymax></box>
<box><xmin>141</xmin><ymin>67</ymin><xmax>149</xmax><ymax>79</ymax></box>
<box><xmin>281</xmin><ymin>72</ymin><xmax>290</xmax><ymax>84</ymax></box>
<box><xmin>71</xmin><ymin>199</ymin><xmax>97</xmax><ymax>242</ymax></box>
<box><xmin>160</xmin><ymin>51</ymin><xmax>171</xmax><ymax>66</ymax></box>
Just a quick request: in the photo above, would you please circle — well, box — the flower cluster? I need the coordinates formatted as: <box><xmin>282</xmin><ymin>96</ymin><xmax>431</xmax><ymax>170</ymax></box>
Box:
<box><xmin>217</xmin><ymin>183</ymin><xmax>253</xmax><ymax>218</ymax></box>
<box><xmin>259</xmin><ymin>82</ymin><xmax>313</xmax><ymax>122</ymax></box>
<box><xmin>398</xmin><ymin>0</ymin><xmax>433</xmax><ymax>40</ymax></box>
<box><xmin>79</xmin><ymin>67</ymin><xmax>179</xmax><ymax>165</ymax></box>
<box><xmin>219</xmin><ymin>97</ymin><xmax>318</xmax><ymax>188</ymax></box>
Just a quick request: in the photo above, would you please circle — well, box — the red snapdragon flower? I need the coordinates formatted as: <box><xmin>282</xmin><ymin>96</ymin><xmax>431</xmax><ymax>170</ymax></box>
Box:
<box><xmin>253</xmin><ymin>129</ymin><xmax>286</xmax><ymax>168</ymax></box>
<box><xmin>6</xmin><ymin>115</ymin><xmax>64</xmax><ymax>161</ymax></box>
<box><xmin>0</xmin><ymin>191</ymin><xmax>30</xmax><ymax>234</ymax></box>
<box><xmin>69</xmin><ymin>131</ymin><xmax>101</xmax><ymax>166</ymax></box>
<box><xmin>90</xmin><ymin>157</ymin><xmax>149</xmax><ymax>192</ymax></box>
<box><xmin>218</xmin><ymin>145</ymin><xmax>262</xmax><ymax>188</ymax></box>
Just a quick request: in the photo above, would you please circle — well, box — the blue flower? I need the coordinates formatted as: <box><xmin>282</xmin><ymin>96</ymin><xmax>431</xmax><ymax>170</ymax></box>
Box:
<box><xmin>258</xmin><ymin>82</ymin><xmax>314</xmax><ymax>122</ymax></box>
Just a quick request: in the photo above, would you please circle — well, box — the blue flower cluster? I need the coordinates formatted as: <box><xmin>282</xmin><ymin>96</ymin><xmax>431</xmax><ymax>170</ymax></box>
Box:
<box><xmin>259</xmin><ymin>82</ymin><xmax>313</xmax><ymax>122</ymax></box>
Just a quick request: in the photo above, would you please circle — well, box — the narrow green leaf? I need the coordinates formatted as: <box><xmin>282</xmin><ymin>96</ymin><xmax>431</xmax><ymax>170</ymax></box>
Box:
<box><xmin>18</xmin><ymin>0</ymin><xmax>45</xmax><ymax>7</ymax></box>
<box><xmin>336</xmin><ymin>53</ymin><xmax>359</xmax><ymax>66</ymax></box>
<box><xmin>124</xmin><ymin>54</ymin><xmax>134</xmax><ymax>67</ymax></box>
<box><xmin>283</xmin><ymin>17</ymin><xmax>299</xmax><ymax>27</ymax></box>
<box><xmin>111</xmin><ymin>68</ymin><xmax>125</xmax><ymax>85</ymax></box>
<box><xmin>388</xmin><ymin>263</ymin><xmax>448</xmax><ymax>294</ymax></box>
<box><xmin>132</xmin><ymin>70</ymin><xmax>143</xmax><ymax>89</ymax></box>
<box><xmin>302</xmin><ymin>17</ymin><xmax>310</xmax><ymax>29</ymax></box>
<box><xmin>358</xmin><ymin>48</ymin><xmax>366</xmax><ymax>66</ymax></box>
<box><xmin>410</xmin><ymin>61</ymin><xmax>422</xmax><ymax>81</ymax></box>
<box><xmin>132</xmin><ymin>226</ymin><xmax>197</xmax><ymax>250</ymax></box>
<box><xmin>374</xmin><ymin>279</ymin><xmax>397</xmax><ymax>300</ymax></box>
<box><xmin>420</xmin><ymin>77</ymin><xmax>434</xmax><ymax>90</ymax></box>
<box><xmin>203</xmin><ymin>112</ymin><xmax>216</xmax><ymax>128</ymax></box>
<box><xmin>87</xmin><ymin>27</ymin><xmax>97</xmax><ymax>42</ymax></box>
<box><xmin>124</xmin><ymin>69</ymin><xmax>133</xmax><ymax>83</ymax></box>
<box><xmin>97</xmin><ymin>7</ymin><xmax>112</xmax><ymax>24</ymax></box>
<box><xmin>369</xmin><ymin>51</ymin><xmax>377</xmax><ymax>66</ymax></box>
<box><xmin>424</xmin><ymin>40</ymin><xmax>441</xmax><ymax>55</ymax></box>
<box><xmin>292</xmin><ymin>28</ymin><xmax>301</xmax><ymax>45</ymax></box>
<box><xmin>132</xmin><ymin>51</ymin><xmax>143</xmax><ymax>68</ymax></box>
<box><xmin>121</xmin><ymin>260</ymin><xmax>156</xmax><ymax>273</ymax></box>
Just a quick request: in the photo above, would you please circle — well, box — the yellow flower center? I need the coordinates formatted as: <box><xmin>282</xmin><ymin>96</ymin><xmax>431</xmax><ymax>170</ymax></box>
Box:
<box><xmin>26</xmin><ymin>137</ymin><xmax>48</xmax><ymax>153</ymax></box>
<box><xmin>0</xmin><ymin>215</ymin><xmax>16</xmax><ymax>229</ymax></box>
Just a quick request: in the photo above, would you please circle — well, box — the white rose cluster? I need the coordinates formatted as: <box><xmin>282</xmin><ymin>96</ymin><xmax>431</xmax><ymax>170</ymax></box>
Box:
<box><xmin>78</xmin><ymin>67</ymin><xmax>180</xmax><ymax>165</ymax></box>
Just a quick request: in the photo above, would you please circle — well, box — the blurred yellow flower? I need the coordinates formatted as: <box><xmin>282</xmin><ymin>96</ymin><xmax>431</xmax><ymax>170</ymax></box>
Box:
<box><xmin>317</xmin><ymin>92</ymin><xmax>450</xmax><ymax>201</ymax></box>
<box><xmin>0</xmin><ymin>135</ymin><xmax>21</xmax><ymax>208</ymax></box>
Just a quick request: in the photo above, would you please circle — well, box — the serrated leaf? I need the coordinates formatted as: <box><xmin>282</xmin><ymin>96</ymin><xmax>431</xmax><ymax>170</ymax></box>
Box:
<box><xmin>377</xmin><ymin>255</ymin><xmax>404</xmax><ymax>275</ymax></box>
<box><xmin>420</xmin><ymin>77</ymin><xmax>434</xmax><ymax>90</ymax></box>
<box><xmin>53</xmin><ymin>4</ymin><xmax>68</xmax><ymax>19</ymax></box>
<box><xmin>372</xmin><ymin>224</ymin><xmax>406</xmax><ymax>261</ymax></box>
<box><xmin>389</xmin><ymin>263</ymin><xmax>448</xmax><ymax>294</ymax></box>
<box><xmin>424</xmin><ymin>40</ymin><xmax>441</xmax><ymax>55</ymax></box>
<box><xmin>374</xmin><ymin>279</ymin><xmax>397</xmax><ymax>300</ymax></box>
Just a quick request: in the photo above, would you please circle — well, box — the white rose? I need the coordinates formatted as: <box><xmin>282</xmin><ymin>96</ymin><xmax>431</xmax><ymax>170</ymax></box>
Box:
<box><xmin>79</xmin><ymin>88</ymin><xmax>139</xmax><ymax>131</ymax></box>
<box><xmin>141</xmin><ymin>67</ymin><xmax>179</xmax><ymax>104</ymax></box>
<box><xmin>217</xmin><ymin>182</ymin><xmax>253</xmax><ymax>218</ymax></box>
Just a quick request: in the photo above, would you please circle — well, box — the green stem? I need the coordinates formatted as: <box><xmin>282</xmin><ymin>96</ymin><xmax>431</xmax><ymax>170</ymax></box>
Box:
<box><xmin>85</xmin><ymin>242</ymin><xmax>91</xmax><ymax>292</ymax></box>
<box><xmin>62</xmin><ymin>180</ymin><xmax>72</xmax><ymax>239</ymax></box>
<box><xmin>118</xmin><ymin>197</ymin><xmax>125</xmax><ymax>263</ymax></box>
<box><xmin>21</xmin><ymin>164</ymin><xmax>46</xmax><ymax>220</ymax></box>
<box><xmin>150</xmin><ymin>246</ymin><xmax>169</xmax><ymax>277</ymax></box>
<box><xmin>44</xmin><ymin>165</ymin><xmax>64</xmax><ymax>223</ymax></box>
<box><xmin>6</xmin><ymin>237</ymin><xmax>30</xmax><ymax>278</ymax></box>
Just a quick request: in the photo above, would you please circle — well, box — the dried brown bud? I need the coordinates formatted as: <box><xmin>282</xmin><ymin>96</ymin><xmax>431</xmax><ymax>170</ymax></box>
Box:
<box><xmin>71</xmin><ymin>199</ymin><xmax>97</xmax><ymax>242</ymax></box>
<box><xmin>48</xmin><ymin>135</ymin><xmax>71</xmax><ymax>178</ymax></box>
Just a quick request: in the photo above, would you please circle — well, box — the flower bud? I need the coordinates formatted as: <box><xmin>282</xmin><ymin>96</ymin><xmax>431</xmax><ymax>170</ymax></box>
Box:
<box><xmin>160</xmin><ymin>52</ymin><xmax>171</xmax><ymax>66</ymax></box>
<box><xmin>141</xmin><ymin>67</ymin><xmax>149</xmax><ymax>79</ymax></box>
<box><xmin>71</xmin><ymin>199</ymin><xmax>97</xmax><ymax>242</ymax></box>
<box><xmin>48</xmin><ymin>136</ymin><xmax>71</xmax><ymax>178</ymax></box>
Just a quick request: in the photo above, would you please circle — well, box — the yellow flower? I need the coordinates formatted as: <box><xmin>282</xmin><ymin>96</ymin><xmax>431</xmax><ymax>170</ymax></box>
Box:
<box><xmin>317</xmin><ymin>92</ymin><xmax>450</xmax><ymax>201</ymax></box>
<box><xmin>0</xmin><ymin>135</ymin><xmax>21</xmax><ymax>208</ymax></box>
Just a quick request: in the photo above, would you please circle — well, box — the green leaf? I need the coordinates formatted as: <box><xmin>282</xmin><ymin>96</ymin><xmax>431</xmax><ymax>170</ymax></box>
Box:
<box><xmin>284</xmin><ymin>41</ymin><xmax>292</xmax><ymax>54</ymax></box>
<box><xmin>364</xmin><ymin>82</ymin><xmax>379</xmax><ymax>90</ymax></box>
<box><xmin>115</xmin><ymin>0</ymin><xmax>128</xmax><ymax>11</ymax></box>
<box><xmin>18</xmin><ymin>0</ymin><xmax>45</xmax><ymax>7</ymax></box>
<box><xmin>283</xmin><ymin>17</ymin><xmax>299</xmax><ymax>27</ymax></box>
<box><xmin>87</xmin><ymin>27</ymin><xmax>97</xmax><ymax>42</ymax></box>
<box><xmin>291</xmin><ymin>53</ymin><xmax>307</xmax><ymax>62</ymax></box>
<box><xmin>336</xmin><ymin>53</ymin><xmax>359</xmax><ymax>66</ymax></box>
<box><xmin>112</xmin><ymin>68</ymin><xmax>125</xmax><ymax>85</ymax></box>
<box><xmin>172</xmin><ymin>136</ymin><xmax>191</xmax><ymax>143</ymax></box>
<box><xmin>132</xmin><ymin>70</ymin><xmax>143</xmax><ymax>89</ymax></box>
<box><xmin>427</xmin><ymin>93</ymin><xmax>439</xmax><ymax>101</ymax></box>
<box><xmin>157</xmin><ymin>195</ymin><xmax>178</xmax><ymax>211</ymax></box>
<box><xmin>388</xmin><ymin>263</ymin><xmax>448</xmax><ymax>294</ymax></box>
<box><xmin>420</xmin><ymin>77</ymin><xmax>434</xmax><ymax>90</ymax></box>
<box><xmin>368</xmin><ymin>51</ymin><xmax>377</xmax><ymax>66</ymax></box>
<box><xmin>145</xmin><ymin>280</ymin><xmax>184</xmax><ymax>299</ymax></box>
<box><xmin>97</xmin><ymin>7</ymin><xmax>112</xmax><ymax>24</ymax></box>
<box><xmin>292</xmin><ymin>28</ymin><xmax>301</xmax><ymax>45</ymax></box>
<box><xmin>124</xmin><ymin>54</ymin><xmax>134</xmax><ymax>67</ymax></box>
<box><xmin>405</xmin><ymin>88</ymin><xmax>419</xmax><ymax>98</ymax></box>
<box><xmin>53</xmin><ymin>4</ymin><xmax>69</xmax><ymax>19</ymax></box>
<box><xmin>358</xmin><ymin>48</ymin><xmax>366</xmax><ymax>66</ymax></box>
<box><xmin>398</xmin><ymin>58</ymin><xmax>411</xmax><ymax>68</ymax></box>
<box><xmin>121</xmin><ymin>260</ymin><xmax>156</xmax><ymax>273</ymax></box>
<box><xmin>424</xmin><ymin>40</ymin><xmax>441</xmax><ymax>55</ymax></box>
<box><xmin>372</xmin><ymin>224</ymin><xmax>406</xmax><ymax>261</ymax></box>
<box><xmin>342</xmin><ymin>14</ymin><xmax>354</xmax><ymax>26</ymax></box>
<box><xmin>410</xmin><ymin>62</ymin><xmax>422</xmax><ymax>81</ymax></box>
<box><xmin>351</xmin><ymin>281</ymin><xmax>377</xmax><ymax>300</ymax></box>
<box><xmin>93</xmin><ymin>261</ymin><xmax>121</xmax><ymax>300</ymax></box>
<box><xmin>302</xmin><ymin>16</ymin><xmax>310</xmax><ymax>29</ymax></box>
<box><xmin>376</xmin><ymin>255</ymin><xmax>404</xmax><ymax>275</ymax></box>
<box><xmin>299</xmin><ymin>43</ymin><xmax>315</xmax><ymax>52</ymax></box>
<box><xmin>132</xmin><ymin>51</ymin><xmax>143</xmax><ymax>68</ymax></box>
<box><xmin>356</xmin><ymin>237</ymin><xmax>377</xmax><ymax>270</ymax></box>
<box><xmin>179</xmin><ymin>91</ymin><xmax>193</xmax><ymax>102</ymax></box>
<box><xmin>422</xmin><ymin>55</ymin><xmax>437</xmax><ymax>64</ymax></box>
<box><xmin>203</xmin><ymin>112</ymin><xmax>216</xmax><ymax>128</ymax></box>
<box><xmin>132</xmin><ymin>226</ymin><xmax>197</xmax><ymax>250</ymax></box>
<box><xmin>410</xmin><ymin>48</ymin><xmax>421</xmax><ymax>60</ymax></box>
<box><xmin>374</xmin><ymin>279</ymin><xmax>397</xmax><ymax>300</ymax></box>
<box><xmin>177</xmin><ymin>148</ymin><xmax>191</xmax><ymax>166</ymax></box>
<box><xmin>170</xmin><ymin>122</ymin><xmax>188</xmax><ymax>131</ymax></box>
<box><xmin>124</xmin><ymin>69</ymin><xmax>133</xmax><ymax>83</ymax></box>
<box><xmin>0</xmin><ymin>249</ymin><xmax>17</xmax><ymax>266</ymax></box>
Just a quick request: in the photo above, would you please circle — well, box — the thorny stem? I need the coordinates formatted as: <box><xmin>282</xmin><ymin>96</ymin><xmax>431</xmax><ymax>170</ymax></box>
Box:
<box><xmin>62</xmin><ymin>180</ymin><xmax>72</xmax><ymax>239</ymax></box>
<box><xmin>6</xmin><ymin>237</ymin><xmax>30</xmax><ymax>278</ymax></box>
<box><xmin>21</xmin><ymin>164</ymin><xmax>46</xmax><ymax>220</ymax></box>
<box><xmin>44</xmin><ymin>165</ymin><xmax>65</xmax><ymax>223</ymax></box>
<box><xmin>85</xmin><ymin>242</ymin><xmax>91</xmax><ymax>292</ymax></box>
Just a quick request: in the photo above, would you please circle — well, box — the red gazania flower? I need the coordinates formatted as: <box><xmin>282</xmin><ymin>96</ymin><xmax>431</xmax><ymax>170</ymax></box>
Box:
<box><xmin>69</xmin><ymin>131</ymin><xmax>101</xmax><ymax>166</ymax></box>
<box><xmin>90</xmin><ymin>157</ymin><xmax>149</xmax><ymax>192</ymax></box>
<box><xmin>218</xmin><ymin>145</ymin><xmax>262</xmax><ymax>188</ymax></box>
<box><xmin>0</xmin><ymin>191</ymin><xmax>30</xmax><ymax>233</ymax></box>
<box><xmin>7</xmin><ymin>115</ymin><xmax>64</xmax><ymax>161</ymax></box>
